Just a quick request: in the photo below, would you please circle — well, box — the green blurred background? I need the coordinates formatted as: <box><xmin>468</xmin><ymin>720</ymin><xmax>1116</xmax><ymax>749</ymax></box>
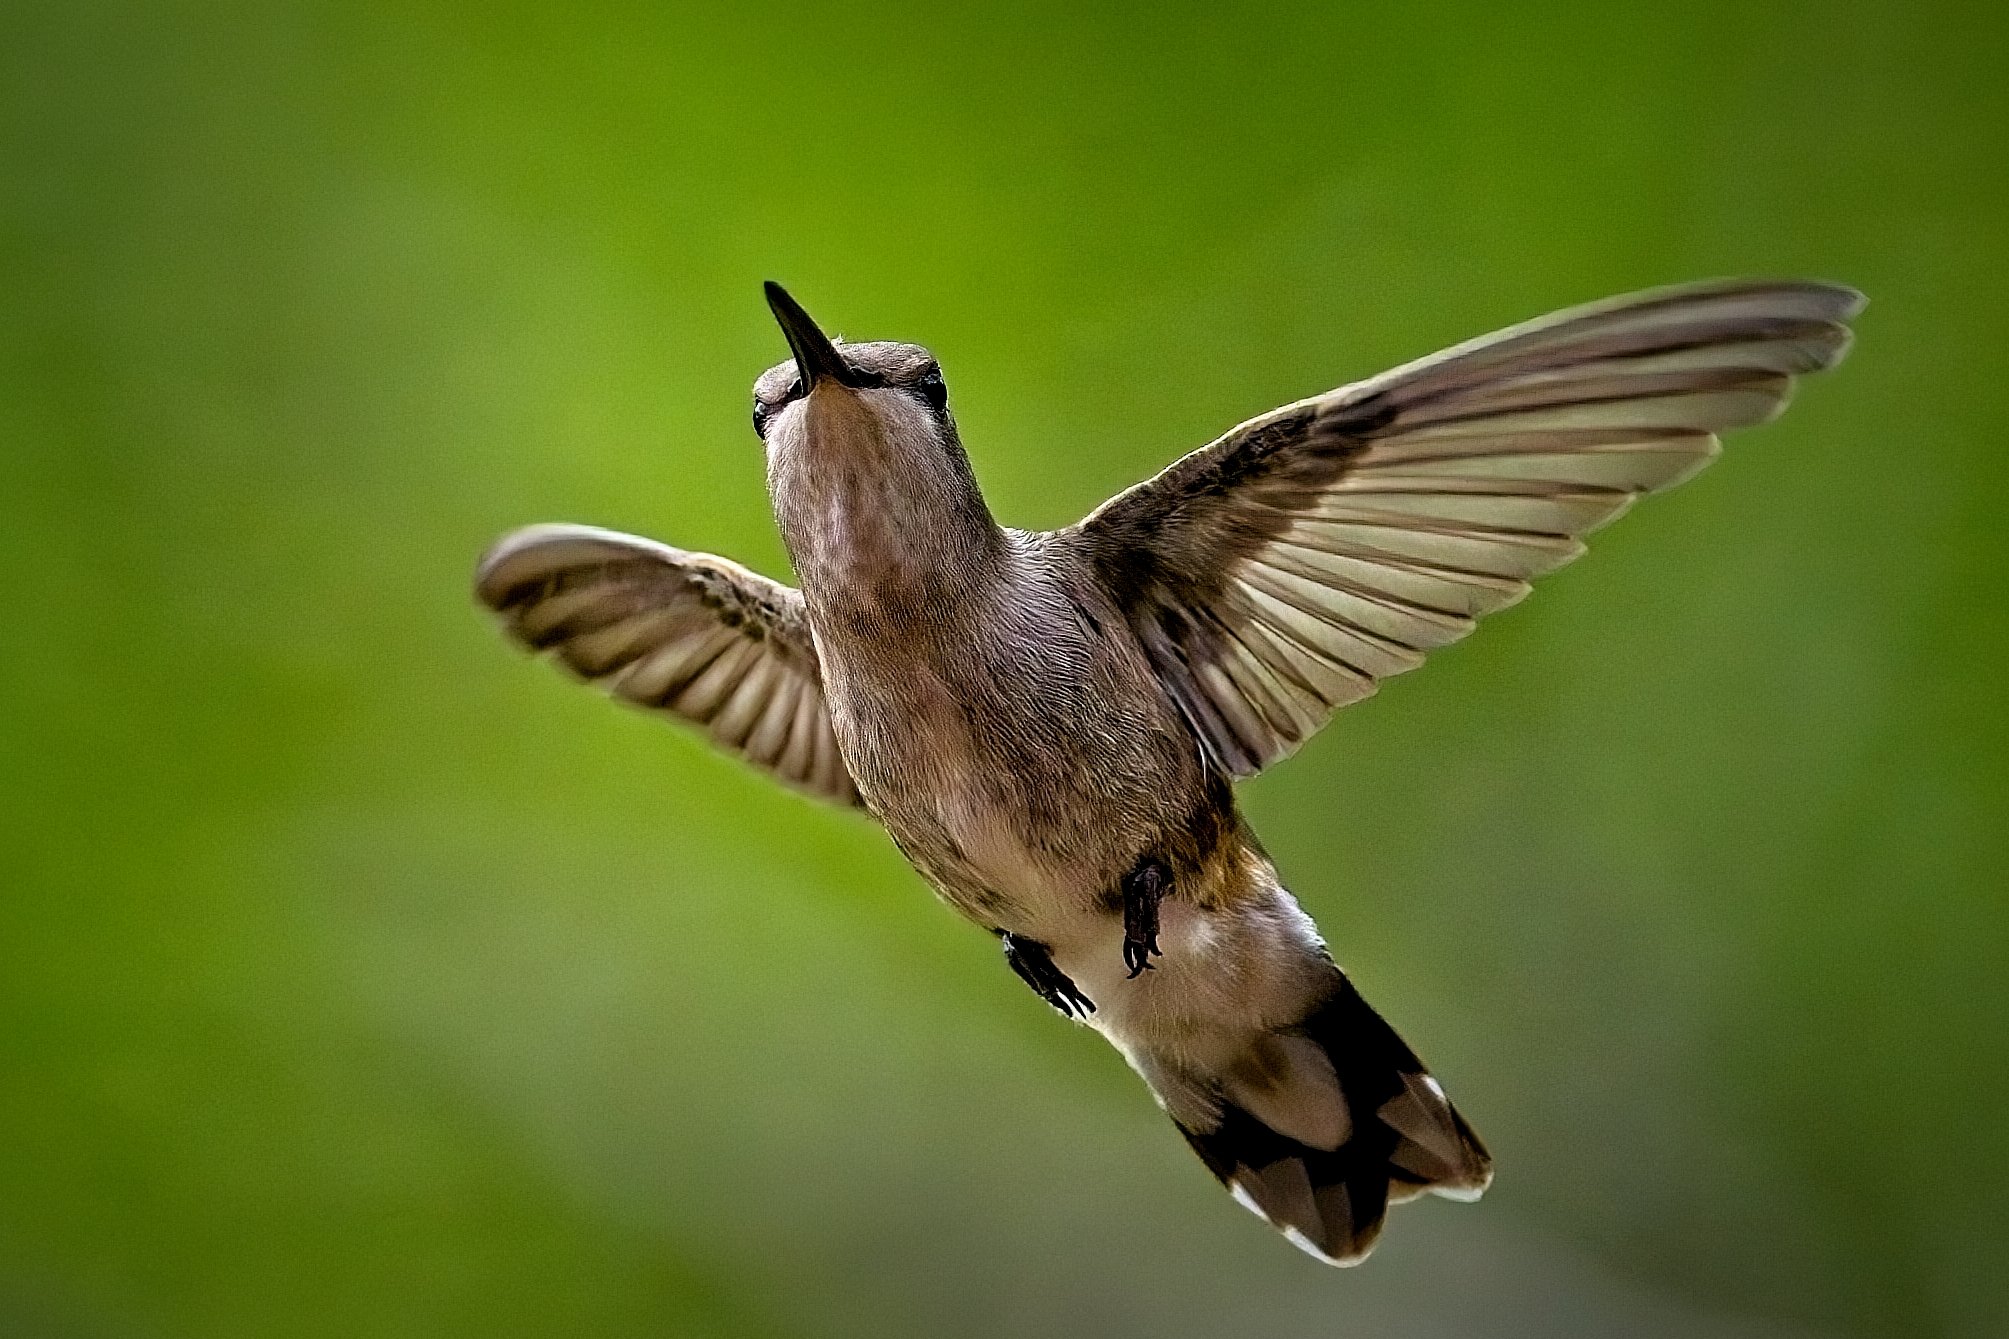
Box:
<box><xmin>4</xmin><ymin>1</ymin><xmax>2005</xmax><ymax>1335</ymax></box>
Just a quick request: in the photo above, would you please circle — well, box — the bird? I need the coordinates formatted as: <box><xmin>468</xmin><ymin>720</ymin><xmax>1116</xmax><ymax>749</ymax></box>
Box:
<box><xmin>475</xmin><ymin>276</ymin><xmax>1861</xmax><ymax>1265</ymax></box>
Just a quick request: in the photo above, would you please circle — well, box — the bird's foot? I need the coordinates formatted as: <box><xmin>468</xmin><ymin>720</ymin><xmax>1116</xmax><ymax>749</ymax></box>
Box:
<box><xmin>1122</xmin><ymin>858</ymin><xmax>1170</xmax><ymax>978</ymax></box>
<box><xmin>1002</xmin><ymin>932</ymin><xmax>1096</xmax><ymax>1019</ymax></box>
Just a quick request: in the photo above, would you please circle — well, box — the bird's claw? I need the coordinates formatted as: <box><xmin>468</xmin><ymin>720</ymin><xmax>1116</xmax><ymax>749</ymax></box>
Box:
<box><xmin>1002</xmin><ymin>932</ymin><xmax>1095</xmax><ymax>1019</ymax></box>
<box><xmin>1122</xmin><ymin>857</ymin><xmax>1170</xmax><ymax>980</ymax></box>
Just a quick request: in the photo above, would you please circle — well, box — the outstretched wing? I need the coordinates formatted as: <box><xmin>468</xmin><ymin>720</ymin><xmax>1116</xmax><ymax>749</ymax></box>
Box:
<box><xmin>1073</xmin><ymin>278</ymin><xmax>1863</xmax><ymax>778</ymax></box>
<box><xmin>476</xmin><ymin>524</ymin><xmax>862</xmax><ymax>806</ymax></box>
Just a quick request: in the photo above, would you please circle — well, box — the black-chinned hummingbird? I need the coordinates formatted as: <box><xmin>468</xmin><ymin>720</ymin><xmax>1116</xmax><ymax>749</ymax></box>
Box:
<box><xmin>477</xmin><ymin>277</ymin><xmax>1860</xmax><ymax>1264</ymax></box>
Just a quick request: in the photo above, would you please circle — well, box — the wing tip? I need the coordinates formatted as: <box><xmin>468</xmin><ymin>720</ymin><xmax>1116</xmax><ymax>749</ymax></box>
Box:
<box><xmin>1630</xmin><ymin>275</ymin><xmax>1865</xmax><ymax>318</ymax></box>
<box><xmin>474</xmin><ymin>523</ymin><xmax>690</xmax><ymax>608</ymax></box>
<box><xmin>1789</xmin><ymin>278</ymin><xmax>1867</xmax><ymax>321</ymax></box>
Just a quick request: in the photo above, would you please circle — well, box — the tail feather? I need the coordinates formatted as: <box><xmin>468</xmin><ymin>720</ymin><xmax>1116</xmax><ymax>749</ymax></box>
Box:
<box><xmin>1168</xmin><ymin>972</ymin><xmax>1490</xmax><ymax>1266</ymax></box>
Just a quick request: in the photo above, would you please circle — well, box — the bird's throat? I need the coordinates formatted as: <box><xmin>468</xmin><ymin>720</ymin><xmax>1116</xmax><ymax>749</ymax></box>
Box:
<box><xmin>768</xmin><ymin>385</ymin><xmax>1001</xmax><ymax>637</ymax></box>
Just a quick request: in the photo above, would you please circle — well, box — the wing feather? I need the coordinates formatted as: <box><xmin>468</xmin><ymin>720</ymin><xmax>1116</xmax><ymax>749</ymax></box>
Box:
<box><xmin>1074</xmin><ymin>278</ymin><xmax>1862</xmax><ymax>776</ymax></box>
<box><xmin>476</xmin><ymin>524</ymin><xmax>863</xmax><ymax>806</ymax></box>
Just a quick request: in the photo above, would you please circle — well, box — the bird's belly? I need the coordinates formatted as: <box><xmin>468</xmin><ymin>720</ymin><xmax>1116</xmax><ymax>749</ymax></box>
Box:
<box><xmin>869</xmin><ymin>766</ymin><xmax>1123</xmax><ymax>925</ymax></box>
<box><xmin>818</xmin><ymin>616</ymin><xmax>1202</xmax><ymax>927</ymax></box>
<box><xmin>848</xmin><ymin>717</ymin><xmax>1186</xmax><ymax>929</ymax></box>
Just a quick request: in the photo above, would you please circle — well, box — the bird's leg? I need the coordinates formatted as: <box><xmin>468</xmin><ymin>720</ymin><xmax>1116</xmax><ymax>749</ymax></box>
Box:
<box><xmin>1122</xmin><ymin>857</ymin><xmax>1170</xmax><ymax>978</ymax></box>
<box><xmin>1001</xmin><ymin>932</ymin><xmax>1095</xmax><ymax>1019</ymax></box>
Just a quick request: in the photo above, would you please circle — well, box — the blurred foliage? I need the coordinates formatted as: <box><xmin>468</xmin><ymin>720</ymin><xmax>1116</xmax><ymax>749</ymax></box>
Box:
<box><xmin>3</xmin><ymin>1</ymin><xmax>2005</xmax><ymax>1336</ymax></box>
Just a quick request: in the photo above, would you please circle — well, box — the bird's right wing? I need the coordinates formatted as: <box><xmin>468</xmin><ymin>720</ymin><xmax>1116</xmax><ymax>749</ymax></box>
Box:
<box><xmin>1072</xmin><ymin>279</ymin><xmax>1863</xmax><ymax>778</ymax></box>
<box><xmin>476</xmin><ymin>524</ymin><xmax>863</xmax><ymax>807</ymax></box>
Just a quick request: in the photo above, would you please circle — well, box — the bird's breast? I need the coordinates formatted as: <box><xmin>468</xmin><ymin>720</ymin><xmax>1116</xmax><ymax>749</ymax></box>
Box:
<box><xmin>830</xmin><ymin>665</ymin><xmax>1096</xmax><ymax>915</ymax></box>
<box><xmin>815</xmin><ymin>608</ymin><xmax>1203</xmax><ymax>928</ymax></box>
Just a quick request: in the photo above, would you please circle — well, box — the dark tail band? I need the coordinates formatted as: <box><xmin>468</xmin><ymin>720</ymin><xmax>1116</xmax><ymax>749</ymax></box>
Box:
<box><xmin>1175</xmin><ymin>973</ymin><xmax>1490</xmax><ymax>1265</ymax></box>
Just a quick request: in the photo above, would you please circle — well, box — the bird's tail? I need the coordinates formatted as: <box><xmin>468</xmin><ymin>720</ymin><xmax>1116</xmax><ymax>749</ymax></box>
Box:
<box><xmin>1145</xmin><ymin>970</ymin><xmax>1491</xmax><ymax>1266</ymax></box>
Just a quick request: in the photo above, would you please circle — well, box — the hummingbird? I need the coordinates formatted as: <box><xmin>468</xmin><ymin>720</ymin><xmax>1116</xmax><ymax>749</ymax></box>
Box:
<box><xmin>476</xmin><ymin>277</ymin><xmax>1860</xmax><ymax>1265</ymax></box>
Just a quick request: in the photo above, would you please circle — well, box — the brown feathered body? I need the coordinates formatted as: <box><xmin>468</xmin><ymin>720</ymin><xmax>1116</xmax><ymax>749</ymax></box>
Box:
<box><xmin>752</xmin><ymin>343</ymin><xmax>1488</xmax><ymax>1261</ymax></box>
<box><xmin>476</xmin><ymin>278</ymin><xmax>1862</xmax><ymax>1264</ymax></box>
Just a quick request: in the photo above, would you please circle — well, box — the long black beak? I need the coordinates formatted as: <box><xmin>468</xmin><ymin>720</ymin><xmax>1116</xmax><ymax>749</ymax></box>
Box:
<box><xmin>764</xmin><ymin>281</ymin><xmax>857</xmax><ymax>390</ymax></box>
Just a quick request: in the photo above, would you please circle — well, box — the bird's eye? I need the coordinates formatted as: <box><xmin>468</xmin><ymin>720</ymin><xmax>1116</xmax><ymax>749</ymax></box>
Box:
<box><xmin>751</xmin><ymin>401</ymin><xmax>771</xmax><ymax>438</ymax></box>
<box><xmin>916</xmin><ymin>369</ymin><xmax>948</xmax><ymax>417</ymax></box>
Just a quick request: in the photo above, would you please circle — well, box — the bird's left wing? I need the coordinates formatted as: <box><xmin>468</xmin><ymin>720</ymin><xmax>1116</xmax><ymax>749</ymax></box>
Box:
<box><xmin>476</xmin><ymin>524</ymin><xmax>863</xmax><ymax>806</ymax></box>
<box><xmin>1070</xmin><ymin>279</ymin><xmax>1862</xmax><ymax>778</ymax></box>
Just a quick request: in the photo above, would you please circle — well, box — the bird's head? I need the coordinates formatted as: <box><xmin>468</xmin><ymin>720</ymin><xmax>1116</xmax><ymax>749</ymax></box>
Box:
<box><xmin>751</xmin><ymin>282</ymin><xmax>996</xmax><ymax>604</ymax></box>
<box><xmin>752</xmin><ymin>280</ymin><xmax>955</xmax><ymax>461</ymax></box>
